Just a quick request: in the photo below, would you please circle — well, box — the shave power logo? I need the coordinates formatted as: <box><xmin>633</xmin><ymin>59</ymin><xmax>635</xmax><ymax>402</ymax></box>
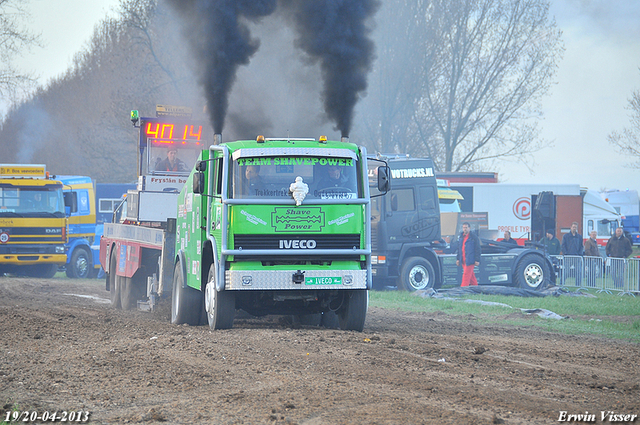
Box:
<box><xmin>272</xmin><ymin>207</ymin><xmax>325</xmax><ymax>232</ymax></box>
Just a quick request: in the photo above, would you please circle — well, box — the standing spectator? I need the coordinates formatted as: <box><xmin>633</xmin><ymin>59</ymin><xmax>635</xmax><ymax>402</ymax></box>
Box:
<box><xmin>456</xmin><ymin>222</ymin><xmax>481</xmax><ymax>287</ymax></box>
<box><xmin>584</xmin><ymin>230</ymin><xmax>599</xmax><ymax>257</ymax></box>
<box><xmin>539</xmin><ymin>229</ymin><xmax>561</xmax><ymax>255</ymax></box>
<box><xmin>502</xmin><ymin>230</ymin><xmax>518</xmax><ymax>245</ymax></box>
<box><xmin>562</xmin><ymin>222</ymin><xmax>584</xmax><ymax>286</ymax></box>
<box><xmin>561</xmin><ymin>222</ymin><xmax>584</xmax><ymax>256</ymax></box>
<box><xmin>606</xmin><ymin>227</ymin><xmax>633</xmax><ymax>289</ymax></box>
<box><xmin>584</xmin><ymin>230</ymin><xmax>600</xmax><ymax>287</ymax></box>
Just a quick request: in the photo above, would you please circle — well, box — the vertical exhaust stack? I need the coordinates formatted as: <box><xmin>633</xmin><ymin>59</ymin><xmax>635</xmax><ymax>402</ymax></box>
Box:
<box><xmin>213</xmin><ymin>133</ymin><xmax>222</xmax><ymax>145</ymax></box>
<box><xmin>341</xmin><ymin>136</ymin><xmax>349</xmax><ymax>143</ymax></box>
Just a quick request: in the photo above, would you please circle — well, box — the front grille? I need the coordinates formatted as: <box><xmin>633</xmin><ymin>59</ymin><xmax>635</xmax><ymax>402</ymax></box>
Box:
<box><xmin>234</xmin><ymin>234</ymin><xmax>361</xmax><ymax>250</ymax></box>
<box><xmin>0</xmin><ymin>227</ymin><xmax>64</xmax><ymax>243</ymax></box>
<box><xmin>0</xmin><ymin>245</ymin><xmax>58</xmax><ymax>255</ymax></box>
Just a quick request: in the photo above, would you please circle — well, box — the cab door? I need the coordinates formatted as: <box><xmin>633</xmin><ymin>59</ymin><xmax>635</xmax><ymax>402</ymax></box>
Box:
<box><xmin>416</xmin><ymin>184</ymin><xmax>441</xmax><ymax>242</ymax></box>
<box><xmin>384</xmin><ymin>187</ymin><xmax>420</xmax><ymax>248</ymax></box>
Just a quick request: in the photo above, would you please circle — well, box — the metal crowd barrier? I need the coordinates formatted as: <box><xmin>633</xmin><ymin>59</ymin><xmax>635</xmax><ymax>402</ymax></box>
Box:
<box><xmin>552</xmin><ymin>255</ymin><xmax>639</xmax><ymax>296</ymax></box>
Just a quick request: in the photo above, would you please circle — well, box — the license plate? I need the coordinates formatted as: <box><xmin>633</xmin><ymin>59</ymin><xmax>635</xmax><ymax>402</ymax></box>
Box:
<box><xmin>305</xmin><ymin>276</ymin><xmax>342</xmax><ymax>285</ymax></box>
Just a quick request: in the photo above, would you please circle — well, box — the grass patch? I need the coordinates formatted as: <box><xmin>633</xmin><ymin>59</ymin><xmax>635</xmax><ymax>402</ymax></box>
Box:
<box><xmin>1</xmin><ymin>404</ymin><xmax>21</xmax><ymax>425</ymax></box>
<box><xmin>369</xmin><ymin>290</ymin><xmax>640</xmax><ymax>342</ymax></box>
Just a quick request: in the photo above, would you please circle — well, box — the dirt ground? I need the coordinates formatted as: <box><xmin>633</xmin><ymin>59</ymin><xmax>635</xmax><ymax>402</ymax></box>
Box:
<box><xmin>1</xmin><ymin>277</ymin><xmax>639</xmax><ymax>425</ymax></box>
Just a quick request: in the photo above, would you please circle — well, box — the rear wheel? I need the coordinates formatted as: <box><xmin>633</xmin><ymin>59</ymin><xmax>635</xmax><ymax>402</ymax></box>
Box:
<box><xmin>171</xmin><ymin>260</ymin><xmax>202</xmax><ymax>325</ymax></box>
<box><xmin>398</xmin><ymin>257</ymin><xmax>436</xmax><ymax>291</ymax></box>
<box><xmin>205</xmin><ymin>264</ymin><xmax>235</xmax><ymax>329</ymax></box>
<box><xmin>109</xmin><ymin>248</ymin><xmax>121</xmax><ymax>309</ymax></box>
<box><xmin>66</xmin><ymin>248</ymin><xmax>91</xmax><ymax>279</ymax></box>
<box><xmin>515</xmin><ymin>254</ymin><xmax>549</xmax><ymax>291</ymax></box>
<box><xmin>121</xmin><ymin>272</ymin><xmax>147</xmax><ymax>311</ymax></box>
<box><xmin>337</xmin><ymin>290</ymin><xmax>368</xmax><ymax>331</ymax></box>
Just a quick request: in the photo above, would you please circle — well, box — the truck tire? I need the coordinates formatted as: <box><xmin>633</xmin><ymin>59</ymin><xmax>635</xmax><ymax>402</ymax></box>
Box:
<box><xmin>337</xmin><ymin>290</ymin><xmax>368</xmax><ymax>331</ymax></box>
<box><xmin>398</xmin><ymin>257</ymin><xmax>435</xmax><ymax>291</ymax></box>
<box><xmin>321</xmin><ymin>311</ymin><xmax>340</xmax><ymax>329</ymax></box>
<box><xmin>515</xmin><ymin>254</ymin><xmax>548</xmax><ymax>291</ymax></box>
<box><xmin>26</xmin><ymin>264</ymin><xmax>58</xmax><ymax>278</ymax></box>
<box><xmin>120</xmin><ymin>273</ymin><xmax>146</xmax><ymax>311</ymax></box>
<box><xmin>171</xmin><ymin>260</ymin><xmax>202</xmax><ymax>325</ymax></box>
<box><xmin>109</xmin><ymin>248</ymin><xmax>121</xmax><ymax>309</ymax></box>
<box><xmin>66</xmin><ymin>248</ymin><xmax>91</xmax><ymax>279</ymax></box>
<box><xmin>293</xmin><ymin>314</ymin><xmax>322</xmax><ymax>327</ymax></box>
<box><xmin>205</xmin><ymin>264</ymin><xmax>235</xmax><ymax>330</ymax></box>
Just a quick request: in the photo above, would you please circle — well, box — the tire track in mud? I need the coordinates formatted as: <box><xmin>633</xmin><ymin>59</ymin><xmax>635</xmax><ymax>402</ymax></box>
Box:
<box><xmin>1</xmin><ymin>277</ymin><xmax>639</xmax><ymax>424</ymax></box>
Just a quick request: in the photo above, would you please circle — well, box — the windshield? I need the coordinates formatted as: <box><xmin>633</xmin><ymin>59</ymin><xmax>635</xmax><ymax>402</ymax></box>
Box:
<box><xmin>597</xmin><ymin>219</ymin><xmax>618</xmax><ymax>237</ymax></box>
<box><xmin>232</xmin><ymin>156</ymin><xmax>359</xmax><ymax>200</ymax></box>
<box><xmin>0</xmin><ymin>185</ymin><xmax>65</xmax><ymax>217</ymax></box>
<box><xmin>146</xmin><ymin>139</ymin><xmax>202</xmax><ymax>175</ymax></box>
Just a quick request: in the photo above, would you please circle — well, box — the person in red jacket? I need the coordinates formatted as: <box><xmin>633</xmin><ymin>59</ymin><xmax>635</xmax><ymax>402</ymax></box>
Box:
<box><xmin>456</xmin><ymin>222</ymin><xmax>481</xmax><ymax>287</ymax></box>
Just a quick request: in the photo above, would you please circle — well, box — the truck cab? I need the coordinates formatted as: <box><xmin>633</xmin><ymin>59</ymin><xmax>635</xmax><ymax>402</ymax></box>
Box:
<box><xmin>59</xmin><ymin>175</ymin><xmax>99</xmax><ymax>278</ymax></box>
<box><xmin>0</xmin><ymin>164</ymin><xmax>67</xmax><ymax>278</ymax></box>
<box><xmin>172</xmin><ymin>135</ymin><xmax>388</xmax><ymax>331</ymax></box>
<box><xmin>370</xmin><ymin>156</ymin><xmax>442</xmax><ymax>290</ymax></box>
<box><xmin>369</xmin><ymin>156</ymin><xmax>555</xmax><ymax>292</ymax></box>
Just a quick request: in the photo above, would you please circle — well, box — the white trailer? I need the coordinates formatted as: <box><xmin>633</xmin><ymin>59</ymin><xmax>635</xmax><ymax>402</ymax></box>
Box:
<box><xmin>450</xmin><ymin>183</ymin><xmax>620</xmax><ymax>244</ymax></box>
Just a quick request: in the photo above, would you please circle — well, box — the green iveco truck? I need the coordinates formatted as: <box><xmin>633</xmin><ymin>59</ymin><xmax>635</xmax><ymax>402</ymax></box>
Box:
<box><xmin>172</xmin><ymin>134</ymin><xmax>389</xmax><ymax>331</ymax></box>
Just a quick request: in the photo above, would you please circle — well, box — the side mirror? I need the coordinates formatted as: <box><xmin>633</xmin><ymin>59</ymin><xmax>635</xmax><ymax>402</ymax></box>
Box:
<box><xmin>196</xmin><ymin>160</ymin><xmax>207</xmax><ymax>172</ymax></box>
<box><xmin>377</xmin><ymin>166</ymin><xmax>390</xmax><ymax>193</ymax></box>
<box><xmin>193</xmin><ymin>172</ymin><xmax>205</xmax><ymax>194</ymax></box>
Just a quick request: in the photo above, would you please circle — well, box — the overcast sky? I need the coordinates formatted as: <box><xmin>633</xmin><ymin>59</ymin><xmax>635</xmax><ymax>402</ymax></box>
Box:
<box><xmin>498</xmin><ymin>0</ymin><xmax>640</xmax><ymax>195</ymax></box>
<box><xmin>5</xmin><ymin>0</ymin><xmax>640</xmax><ymax>195</ymax></box>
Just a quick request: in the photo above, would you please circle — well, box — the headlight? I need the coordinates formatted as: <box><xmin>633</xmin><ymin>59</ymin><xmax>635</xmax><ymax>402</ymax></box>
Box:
<box><xmin>55</xmin><ymin>246</ymin><xmax>65</xmax><ymax>254</ymax></box>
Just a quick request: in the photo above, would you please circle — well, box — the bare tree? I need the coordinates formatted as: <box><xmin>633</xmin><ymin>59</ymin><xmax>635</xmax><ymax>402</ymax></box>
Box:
<box><xmin>0</xmin><ymin>0</ymin><xmax>40</xmax><ymax>104</ymax></box>
<box><xmin>412</xmin><ymin>0</ymin><xmax>563</xmax><ymax>172</ymax></box>
<box><xmin>609</xmin><ymin>88</ymin><xmax>640</xmax><ymax>168</ymax></box>
<box><xmin>354</xmin><ymin>0</ymin><xmax>426</xmax><ymax>154</ymax></box>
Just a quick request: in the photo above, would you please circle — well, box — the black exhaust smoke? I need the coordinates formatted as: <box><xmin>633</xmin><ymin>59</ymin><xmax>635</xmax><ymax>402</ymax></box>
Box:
<box><xmin>167</xmin><ymin>0</ymin><xmax>277</xmax><ymax>134</ymax></box>
<box><xmin>280</xmin><ymin>0</ymin><xmax>380</xmax><ymax>138</ymax></box>
<box><xmin>168</xmin><ymin>0</ymin><xmax>378</xmax><ymax>139</ymax></box>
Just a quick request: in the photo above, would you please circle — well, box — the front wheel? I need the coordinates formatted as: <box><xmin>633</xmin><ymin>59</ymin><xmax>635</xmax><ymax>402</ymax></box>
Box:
<box><xmin>171</xmin><ymin>260</ymin><xmax>202</xmax><ymax>325</ymax></box>
<box><xmin>337</xmin><ymin>290</ymin><xmax>368</xmax><ymax>331</ymax></box>
<box><xmin>205</xmin><ymin>264</ymin><xmax>235</xmax><ymax>329</ymax></box>
<box><xmin>66</xmin><ymin>248</ymin><xmax>91</xmax><ymax>279</ymax></box>
<box><xmin>515</xmin><ymin>254</ymin><xmax>549</xmax><ymax>291</ymax></box>
<box><xmin>293</xmin><ymin>314</ymin><xmax>322</xmax><ymax>327</ymax></box>
<box><xmin>27</xmin><ymin>264</ymin><xmax>58</xmax><ymax>278</ymax></box>
<box><xmin>321</xmin><ymin>311</ymin><xmax>340</xmax><ymax>329</ymax></box>
<box><xmin>398</xmin><ymin>257</ymin><xmax>436</xmax><ymax>291</ymax></box>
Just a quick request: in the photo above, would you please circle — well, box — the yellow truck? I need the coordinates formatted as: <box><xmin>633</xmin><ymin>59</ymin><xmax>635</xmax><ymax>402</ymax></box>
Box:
<box><xmin>0</xmin><ymin>164</ymin><xmax>67</xmax><ymax>278</ymax></box>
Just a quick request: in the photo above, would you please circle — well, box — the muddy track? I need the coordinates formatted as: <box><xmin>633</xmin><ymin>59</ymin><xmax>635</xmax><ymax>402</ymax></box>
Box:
<box><xmin>1</xmin><ymin>277</ymin><xmax>638</xmax><ymax>424</ymax></box>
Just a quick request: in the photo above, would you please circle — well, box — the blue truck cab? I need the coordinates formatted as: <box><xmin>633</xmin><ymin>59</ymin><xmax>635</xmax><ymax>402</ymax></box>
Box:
<box><xmin>58</xmin><ymin>175</ymin><xmax>99</xmax><ymax>278</ymax></box>
<box><xmin>59</xmin><ymin>176</ymin><xmax>135</xmax><ymax>278</ymax></box>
